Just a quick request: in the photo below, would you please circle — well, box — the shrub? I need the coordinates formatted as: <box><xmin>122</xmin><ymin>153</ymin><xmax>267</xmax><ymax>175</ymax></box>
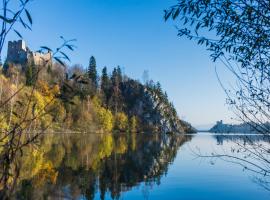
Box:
<box><xmin>114</xmin><ymin>112</ymin><xmax>128</xmax><ymax>131</ymax></box>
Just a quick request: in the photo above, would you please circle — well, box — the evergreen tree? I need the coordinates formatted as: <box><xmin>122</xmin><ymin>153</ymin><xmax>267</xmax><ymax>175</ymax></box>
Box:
<box><xmin>101</xmin><ymin>67</ymin><xmax>109</xmax><ymax>90</ymax></box>
<box><xmin>25</xmin><ymin>63</ymin><xmax>35</xmax><ymax>86</ymax></box>
<box><xmin>156</xmin><ymin>82</ymin><xmax>162</xmax><ymax>95</ymax></box>
<box><xmin>111</xmin><ymin>68</ymin><xmax>118</xmax><ymax>87</ymax></box>
<box><xmin>116</xmin><ymin>66</ymin><xmax>122</xmax><ymax>83</ymax></box>
<box><xmin>109</xmin><ymin>67</ymin><xmax>123</xmax><ymax>113</ymax></box>
<box><xmin>101</xmin><ymin>66</ymin><xmax>111</xmax><ymax>105</ymax></box>
<box><xmin>88</xmin><ymin>56</ymin><xmax>98</xmax><ymax>90</ymax></box>
<box><xmin>111</xmin><ymin>66</ymin><xmax>123</xmax><ymax>86</ymax></box>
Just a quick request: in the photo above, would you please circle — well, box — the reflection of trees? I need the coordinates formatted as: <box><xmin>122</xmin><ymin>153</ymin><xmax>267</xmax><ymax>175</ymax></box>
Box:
<box><xmin>165</xmin><ymin>0</ymin><xmax>270</xmax><ymax>194</ymax></box>
<box><xmin>99</xmin><ymin>133</ymin><xmax>190</xmax><ymax>199</ymax></box>
<box><xmin>1</xmin><ymin>133</ymin><xmax>191</xmax><ymax>199</ymax></box>
<box><xmin>198</xmin><ymin>135</ymin><xmax>270</xmax><ymax>192</ymax></box>
<box><xmin>214</xmin><ymin>134</ymin><xmax>270</xmax><ymax>145</ymax></box>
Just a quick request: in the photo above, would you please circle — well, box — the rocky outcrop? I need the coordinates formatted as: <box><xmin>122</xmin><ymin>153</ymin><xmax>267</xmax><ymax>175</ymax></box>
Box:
<box><xmin>120</xmin><ymin>79</ymin><xmax>196</xmax><ymax>133</ymax></box>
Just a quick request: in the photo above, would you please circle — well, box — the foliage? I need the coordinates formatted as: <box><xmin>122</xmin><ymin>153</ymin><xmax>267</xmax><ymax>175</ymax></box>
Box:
<box><xmin>130</xmin><ymin>116</ymin><xmax>138</xmax><ymax>133</ymax></box>
<box><xmin>109</xmin><ymin>67</ymin><xmax>123</xmax><ymax>113</ymax></box>
<box><xmin>0</xmin><ymin>56</ymin><xmax>192</xmax><ymax>134</ymax></box>
<box><xmin>92</xmin><ymin>96</ymin><xmax>114</xmax><ymax>132</ymax></box>
<box><xmin>100</xmin><ymin>66</ymin><xmax>111</xmax><ymax>106</ymax></box>
<box><xmin>114</xmin><ymin>112</ymin><xmax>128</xmax><ymax>131</ymax></box>
<box><xmin>0</xmin><ymin>0</ymin><xmax>33</xmax><ymax>61</ymax></box>
<box><xmin>164</xmin><ymin>0</ymin><xmax>270</xmax><ymax>134</ymax></box>
<box><xmin>0</xmin><ymin>47</ymin><xmax>193</xmax><ymax>197</ymax></box>
<box><xmin>25</xmin><ymin>63</ymin><xmax>37</xmax><ymax>86</ymax></box>
<box><xmin>88</xmin><ymin>56</ymin><xmax>98</xmax><ymax>91</ymax></box>
<box><xmin>4</xmin><ymin>131</ymin><xmax>190</xmax><ymax>199</ymax></box>
<box><xmin>164</xmin><ymin>0</ymin><xmax>270</xmax><ymax>186</ymax></box>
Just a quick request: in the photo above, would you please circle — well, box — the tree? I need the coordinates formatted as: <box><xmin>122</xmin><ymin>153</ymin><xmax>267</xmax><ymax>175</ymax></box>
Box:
<box><xmin>88</xmin><ymin>56</ymin><xmax>98</xmax><ymax>91</ymax></box>
<box><xmin>164</xmin><ymin>0</ymin><xmax>270</xmax><ymax>188</ymax></box>
<box><xmin>109</xmin><ymin>67</ymin><xmax>123</xmax><ymax>113</ymax></box>
<box><xmin>101</xmin><ymin>67</ymin><xmax>111</xmax><ymax>105</ymax></box>
<box><xmin>114</xmin><ymin>112</ymin><xmax>128</xmax><ymax>131</ymax></box>
<box><xmin>116</xmin><ymin>66</ymin><xmax>122</xmax><ymax>83</ymax></box>
<box><xmin>25</xmin><ymin>63</ymin><xmax>36</xmax><ymax>86</ymax></box>
<box><xmin>164</xmin><ymin>0</ymin><xmax>270</xmax><ymax>134</ymax></box>
<box><xmin>0</xmin><ymin>1</ymin><xmax>76</xmax><ymax>197</ymax></box>
<box><xmin>111</xmin><ymin>68</ymin><xmax>118</xmax><ymax>87</ymax></box>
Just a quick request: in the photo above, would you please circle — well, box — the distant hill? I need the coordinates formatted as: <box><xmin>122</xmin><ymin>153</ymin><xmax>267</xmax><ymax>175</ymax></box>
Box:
<box><xmin>209</xmin><ymin>120</ymin><xmax>269</xmax><ymax>134</ymax></box>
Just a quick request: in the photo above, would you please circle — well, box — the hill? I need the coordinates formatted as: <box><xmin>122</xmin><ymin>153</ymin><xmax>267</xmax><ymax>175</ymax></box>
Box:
<box><xmin>0</xmin><ymin>56</ymin><xmax>195</xmax><ymax>134</ymax></box>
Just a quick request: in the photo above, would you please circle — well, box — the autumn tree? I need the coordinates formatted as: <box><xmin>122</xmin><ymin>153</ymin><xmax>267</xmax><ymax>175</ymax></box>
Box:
<box><xmin>0</xmin><ymin>0</ymin><xmax>76</xmax><ymax>195</ymax></box>
<box><xmin>114</xmin><ymin>112</ymin><xmax>128</xmax><ymax>131</ymax></box>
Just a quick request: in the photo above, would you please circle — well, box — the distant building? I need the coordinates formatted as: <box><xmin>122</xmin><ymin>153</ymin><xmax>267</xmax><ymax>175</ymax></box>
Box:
<box><xmin>6</xmin><ymin>40</ymin><xmax>52</xmax><ymax>67</ymax></box>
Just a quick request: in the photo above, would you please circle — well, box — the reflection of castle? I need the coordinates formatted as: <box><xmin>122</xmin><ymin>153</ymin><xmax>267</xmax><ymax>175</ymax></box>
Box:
<box><xmin>6</xmin><ymin>40</ymin><xmax>52</xmax><ymax>66</ymax></box>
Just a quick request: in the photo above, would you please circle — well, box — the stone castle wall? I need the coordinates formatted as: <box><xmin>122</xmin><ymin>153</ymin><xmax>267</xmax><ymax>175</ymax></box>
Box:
<box><xmin>31</xmin><ymin>51</ymin><xmax>52</xmax><ymax>66</ymax></box>
<box><xmin>6</xmin><ymin>40</ymin><xmax>52</xmax><ymax>66</ymax></box>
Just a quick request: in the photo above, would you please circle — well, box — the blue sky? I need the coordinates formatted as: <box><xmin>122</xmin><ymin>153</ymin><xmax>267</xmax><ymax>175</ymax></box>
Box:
<box><xmin>3</xmin><ymin>0</ymin><xmax>235</xmax><ymax>128</ymax></box>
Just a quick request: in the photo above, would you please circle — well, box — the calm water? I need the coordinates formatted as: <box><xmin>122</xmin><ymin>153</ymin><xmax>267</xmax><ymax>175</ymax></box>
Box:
<box><xmin>4</xmin><ymin>132</ymin><xmax>270</xmax><ymax>199</ymax></box>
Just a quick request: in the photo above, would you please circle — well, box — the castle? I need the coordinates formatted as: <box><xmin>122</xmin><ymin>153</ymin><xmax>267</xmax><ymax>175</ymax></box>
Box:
<box><xmin>6</xmin><ymin>40</ymin><xmax>52</xmax><ymax>67</ymax></box>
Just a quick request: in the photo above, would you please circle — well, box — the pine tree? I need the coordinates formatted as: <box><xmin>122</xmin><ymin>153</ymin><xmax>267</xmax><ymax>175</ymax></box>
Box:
<box><xmin>101</xmin><ymin>67</ymin><xmax>111</xmax><ymax>105</ymax></box>
<box><xmin>109</xmin><ymin>67</ymin><xmax>123</xmax><ymax>113</ymax></box>
<box><xmin>88</xmin><ymin>56</ymin><xmax>98</xmax><ymax>90</ymax></box>
<box><xmin>116</xmin><ymin>66</ymin><xmax>122</xmax><ymax>83</ymax></box>
<box><xmin>25</xmin><ymin>63</ymin><xmax>34</xmax><ymax>86</ymax></box>
<box><xmin>101</xmin><ymin>67</ymin><xmax>110</xmax><ymax>92</ymax></box>
<box><xmin>111</xmin><ymin>68</ymin><xmax>118</xmax><ymax>87</ymax></box>
<box><xmin>111</xmin><ymin>66</ymin><xmax>123</xmax><ymax>86</ymax></box>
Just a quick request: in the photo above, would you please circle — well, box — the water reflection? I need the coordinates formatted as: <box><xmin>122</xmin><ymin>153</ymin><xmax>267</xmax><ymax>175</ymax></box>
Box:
<box><xmin>211</xmin><ymin>134</ymin><xmax>270</xmax><ymax>193</ymax></box>
<box><xmin>0</xmin><ymin>133</ymin><xmax>191</xmax><ymax>199</ymax></box>
<box><xmin>214</xmin><ymin>134</ymin><xmax>270</xmax><ymax>145</ymax></box>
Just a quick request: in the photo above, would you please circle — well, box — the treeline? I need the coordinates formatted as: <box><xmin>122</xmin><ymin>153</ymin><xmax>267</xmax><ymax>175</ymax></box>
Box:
<box><xmin>0</xmin><ymin>56</ymin><xmax>195</xmax><ymax>133</ymax></box>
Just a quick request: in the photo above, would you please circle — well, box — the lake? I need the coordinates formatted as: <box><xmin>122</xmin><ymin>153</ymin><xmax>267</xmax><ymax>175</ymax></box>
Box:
<box><xmin>1</xmin><ymin>132</ymin><xmax>270</xmax><ymax>199</ymax></box>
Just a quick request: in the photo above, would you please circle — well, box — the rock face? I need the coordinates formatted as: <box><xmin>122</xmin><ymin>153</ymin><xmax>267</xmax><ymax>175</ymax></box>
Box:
<box><xmin>120</xmin><ymin>79</ymin><xmax>196</xmax><ymax>133</ymax></box>
<box><xmin>209</xmin><ymin>120</ymin><xmax>269</xmax><ymax>134</ymax></box>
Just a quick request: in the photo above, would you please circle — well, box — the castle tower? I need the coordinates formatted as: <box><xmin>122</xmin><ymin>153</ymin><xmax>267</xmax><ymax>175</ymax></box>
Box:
<box><xmin>6</xmin><ymin>40</ymin><xmax>28</xmax><ymax>65</ymax></box>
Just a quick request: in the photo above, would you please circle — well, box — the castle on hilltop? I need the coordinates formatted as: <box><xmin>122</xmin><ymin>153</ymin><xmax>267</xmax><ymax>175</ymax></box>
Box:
<box><xmin>6</xmin><ymin>40</ymin><xmax>52</xmax><ymax>67</ymax></box>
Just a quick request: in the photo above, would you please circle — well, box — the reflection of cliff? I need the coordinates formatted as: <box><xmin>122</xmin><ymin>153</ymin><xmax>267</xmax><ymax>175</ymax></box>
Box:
<box><xmin>10</xmin><ymin>133</ymin><xmax>191</xmax><ymax>199</ymax></box>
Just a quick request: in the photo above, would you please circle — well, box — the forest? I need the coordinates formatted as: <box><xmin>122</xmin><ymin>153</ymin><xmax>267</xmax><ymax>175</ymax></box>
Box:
<box><xmin>0</xmin><ymin>56</ymin><xmax>195</xmax><ymax>134</ymax></box>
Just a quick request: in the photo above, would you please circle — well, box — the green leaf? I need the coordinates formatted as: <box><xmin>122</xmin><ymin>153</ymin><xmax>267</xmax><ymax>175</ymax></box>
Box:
<box><xmin>25</xmin><ymin>9</ymin><xmax>32</xmax><ymax>25</ymax></box>
<box><xmin>0</xmin><ymin>15</ymin><xmax>13</xmax><ymax>23</ymax></box>
<box><xmin>172</xmin><ymin>8</ymin><xmax>180</xmax><ymax>20</ymax></box>
<box><xmin>40</xmin><ymin>46</ymin><xmax>52</xmax><ymax>51</ymax></box>
<box><xmin>66</xmin><ymin>44</ymin><xmax>74</xmax><ymax>51</ymax></box>
<box><xmin>14</xmin><ymin>29</ymin><xmax>23</xmax><ymax>38</ymax></box>
<box><xmin>20</xmin><ymin>17</ymin><xmax>31</xmax><ymax>30</ymax></box>
<box><xmin>164</xmin><ymin>10</ymin><xmax>172</xmax><ymax>21</ymax></box>
<box><xmin>54</xmin><ymin>57</ymin><xmax>65</xmax><ymax>66</ymax></box>
<box><xmin>60</xmin><ymin>51</ymin><xmax>70</xmax><ymax>61</ymax></box>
